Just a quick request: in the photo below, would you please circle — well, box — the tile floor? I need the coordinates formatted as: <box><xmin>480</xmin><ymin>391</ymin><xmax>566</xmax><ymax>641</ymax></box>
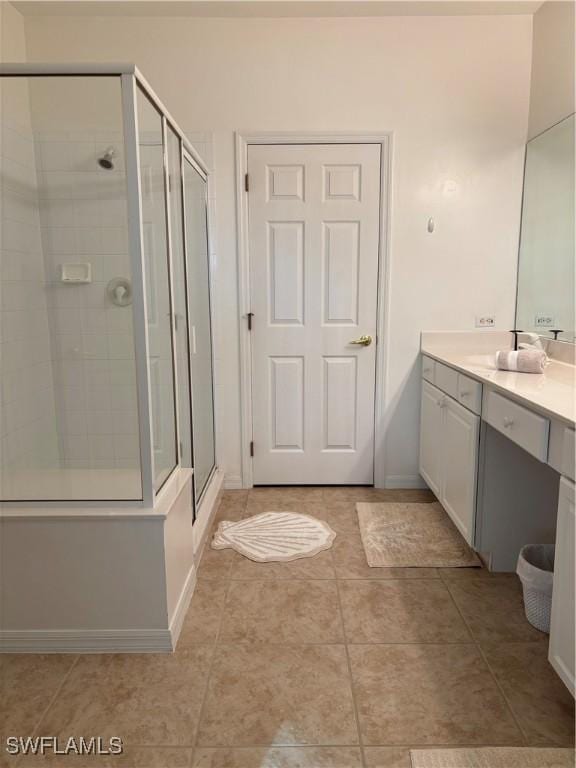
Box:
<box><xmin>1</xmin><ymin>487</ymin><xmax>574</xmax><ymax>768</ymax></box>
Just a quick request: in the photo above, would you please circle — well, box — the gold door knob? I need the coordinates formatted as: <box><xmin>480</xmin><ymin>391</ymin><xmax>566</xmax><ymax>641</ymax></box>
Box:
<box><xmin>349</xmin><ymin>335</ymin><xmax>372</xmax><ymax>347</ymax></box>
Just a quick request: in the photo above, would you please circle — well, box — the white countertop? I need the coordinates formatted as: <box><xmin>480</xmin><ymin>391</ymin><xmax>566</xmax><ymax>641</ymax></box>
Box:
<box><xmin>421</xmin><ymin>332</ymin><xmax>576</xmax><ymax>427</ymax></box>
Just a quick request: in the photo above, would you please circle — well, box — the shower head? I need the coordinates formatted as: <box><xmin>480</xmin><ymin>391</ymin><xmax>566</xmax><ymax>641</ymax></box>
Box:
<box><xmin>97</xmin><ymin>146</ymin><xmax>116</xmax><ymax>170</ymax></box>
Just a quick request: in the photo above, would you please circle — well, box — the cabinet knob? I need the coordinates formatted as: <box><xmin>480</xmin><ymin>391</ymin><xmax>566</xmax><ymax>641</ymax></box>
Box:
<box><xmin>503</xmin><ymin>416</ymin><xmax>514</xmax><ymax>428</ymax></box>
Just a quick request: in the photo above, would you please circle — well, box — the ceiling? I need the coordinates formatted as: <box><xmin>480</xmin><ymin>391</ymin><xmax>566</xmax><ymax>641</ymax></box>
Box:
<box><xmin>12</xmin><ymin>0</ymin><xmax>545</xmax><ymax>18</ymax></box>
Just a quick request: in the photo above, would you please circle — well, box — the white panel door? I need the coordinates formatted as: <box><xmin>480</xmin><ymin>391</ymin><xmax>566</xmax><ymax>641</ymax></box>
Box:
<box><xmin>248</xmin><ymin>144</ymin><xmax>381</xmax><ymax>485</ymax></box>
<box><xmin>441</xmin><ymin>396</ymin><xmax>479</xmax><ymax>545</ymax></box>
<box><xmin>549</xmin><ymin>477</ymin><xmax>575</xmax><ymax>696</ymax></box>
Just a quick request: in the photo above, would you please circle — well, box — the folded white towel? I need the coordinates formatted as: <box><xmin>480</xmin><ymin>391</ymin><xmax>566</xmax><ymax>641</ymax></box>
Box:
<box><xmin>496</xmin><ymin>349</ymin><xmax>547</xmax><ymax>374</ymax></box>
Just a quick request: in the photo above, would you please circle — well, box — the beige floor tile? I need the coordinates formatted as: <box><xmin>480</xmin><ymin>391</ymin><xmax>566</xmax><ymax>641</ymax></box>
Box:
<box><xmin>17</xmin><ymin>747</ymin><xmax>192</xmax><ymax>767</ymax></box>
<box><xmin>242</xmin><ymin>499</ymin><xmax>313</xmax><ymax>518</ymax></box>
<box><xmin>482</xmin><ymin>643</ymin><xmax>575</xmax><ymax>747</ymax></box>
<box><xmin>178</xmin><ymin>581</ymin><xmax>228</xmax><ymax>645</ymax></box>
<box><xmin>438</xmin><ymin>566</ymin><xmax>504</xmax><ymax>580</ymax></box>
<box><xmin>38</xmin><ymin>647</ymin><xmax>213</xmax><ymax>747</ymax></box>
<box><xmin>196</xmin><ymin>644</ymin><xmax>358</xmax><ymax>746</ymax></box>
<box><xmin>446</xmin><ymin>576</ymin><xmax>547</xmax><ymax>643</ymax></box>
<box><xmin>213</xmin><ymin>492</ymin><xmax>249</xmax><ymax>522</ymax></box>
<box><xmin>192</xmin><ymin>746</ymin><xmax>363</xmax><ymax>767</ymax></box>
<box><xmin>322</xmin><ymin>487</ymin><xmax>435</xmax><ymax>503</ymax></box>
<box><xmin>339</xmin><ymin>580</ymin><xmax>471</xmax><ymax>643</ymax></box>
<box><xmin>302</xmin><ymin>502</ymin><xmax>361</xmax><ymax>536</ymax></box>
<box><xmin>363</xmin><ymin>748</ymin><xmax>412</xmax><ymax>768</ymax></box>
<box><xmin>333</xmin><ymin>535</ymin><xmax>438</xmax><ymax>580</ymax></box>
<box><xmin>212</xmin><ymin>506</ymin><xmax>248</xmax><ymax>526</ymax></box>
<box><xmin>230</xmin><ymin>549</ymin><xmax>335</xmax><ymax>580</ymax></box>
<box><xmin>219</xmin><ymin>490</ymin><xmax>249</xmax><ymax>506</ymax></box>
<box><xmin>0</xmin><ymin>654</ymin><xmax>76</xmax><ymax>736</ymax></box>
<box><xmin>249</xmin><ymin>487</ymin><xmax>325</xmax><ymax>502</ymax></box>
<box><xmin>348</xmin><ymin>644</ymin><xmax>523</xmax><ymax>746</ymax></box>
<box><xmin>197</xmin><ymin>547</ymin><xmax>236</xmax><ymax>580</ymax></box>
<box><xmin>219</xmin><ymin>580</ymin><xmax>343</xmax><ymax>643</ymax></box>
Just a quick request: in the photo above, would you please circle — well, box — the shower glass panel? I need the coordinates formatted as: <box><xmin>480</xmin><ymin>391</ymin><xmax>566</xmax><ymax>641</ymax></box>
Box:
<box><xmin>0</xmin><ymin>75</ymin><xmax>141</xmax><ymax>501</ymax></box>
<box><xmin>136</xmin><ymin>89</ymin><xmax>177</xmax><ymax>492</ymax></box>
<box><xmin>1</xmin><ymin>65</ymin><xmax>218</xmax><ymax>509</ymax></box>
<box><xmin>183</xmin><ymin>156</ymin><xmax>216</xmax><ymax>500</ymax></box>
<box><xmin>166</xmin><ymin>126</ymin><xmax>193</xmax><ymax>474</ymax></box>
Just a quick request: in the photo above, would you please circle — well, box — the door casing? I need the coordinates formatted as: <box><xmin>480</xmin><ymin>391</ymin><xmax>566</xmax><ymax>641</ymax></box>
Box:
<box><xmin>235</xmin><ymin>132</ymin><xmax>393</xmax><ymax>489</ymax></box>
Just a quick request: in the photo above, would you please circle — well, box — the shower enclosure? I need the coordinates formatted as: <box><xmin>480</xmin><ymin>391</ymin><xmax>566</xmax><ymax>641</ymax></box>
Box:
<box><xmin>0</xmin><ymin>64</ymin><xmax>217</xmax><ymax>511</ymax></box>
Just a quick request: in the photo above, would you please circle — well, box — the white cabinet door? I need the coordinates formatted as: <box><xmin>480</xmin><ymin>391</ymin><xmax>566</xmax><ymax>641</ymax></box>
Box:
<box><xmin>441</xmin><ymin>397</ymin><xmax>479</xmax><ymax>545</ymax></box>
<box><xmin>549</xmin><ymin>477</ymin><xmax>575</xmax><ymax>697</ymax></box>
<box><xmin>419</xmin><ymin>381</ymin><xmax>444</xmax><ymax>497</ymax></box>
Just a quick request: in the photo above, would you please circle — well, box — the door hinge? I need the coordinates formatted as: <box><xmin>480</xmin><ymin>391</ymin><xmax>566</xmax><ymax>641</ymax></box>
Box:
<box><xmin>247</xmin><ymin>311</ymin><xmax>254</xmax><ymax>330</ymax></box>
<box><xmin>244</xmin><ymin>173</ymin><xmax>249</xmax><ymax>192</ymax></box>
<box><xmin>249</xmin><ymin>440</ymin><xmax>254</xmax><ymax>457</ymax></box>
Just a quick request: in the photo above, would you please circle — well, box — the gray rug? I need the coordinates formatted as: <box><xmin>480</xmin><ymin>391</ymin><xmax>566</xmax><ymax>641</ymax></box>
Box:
<box><xmin>357</xmin><ymin>501</ymin><xmax>481</xmax><ymax>568</ymax></box>
<box><xmin>410</xmin><ymin>748</ymin><xmax>575</xmax><ymax>767</ymax></box>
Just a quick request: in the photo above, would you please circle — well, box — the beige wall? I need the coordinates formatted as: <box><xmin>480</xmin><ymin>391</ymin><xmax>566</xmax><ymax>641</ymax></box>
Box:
<box><xmin>16</xmin><ymin>13</ymin><xmax>533</xmax><ymax>488</ymax></box>
<box><xmin>528</xmin><ymin>0</ymin><xmax>575</xmax><ymax>138</ymax></box>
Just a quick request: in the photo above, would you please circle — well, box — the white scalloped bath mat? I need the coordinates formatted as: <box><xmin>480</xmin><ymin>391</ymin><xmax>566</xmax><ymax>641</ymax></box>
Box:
<box><xmin>357</xmin><ymin>501</ymin><xmax>481</xmax><ymax>568</ymax></box>
<box><xmin>211</xmin><ymin>511</ymin><xmax>336</xmax><ymax>562</ymax></box>
<box><xmin>410</xmin><ymin>748</ymin><xmax>575</xmax><ymax>768</ymax></box>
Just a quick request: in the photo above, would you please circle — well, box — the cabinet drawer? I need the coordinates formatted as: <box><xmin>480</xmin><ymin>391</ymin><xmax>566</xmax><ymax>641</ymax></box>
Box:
<box><xmin>457</xmin><ymin>373</ymin><xmax>482</xmax><ymax>415</ymax></box>
<box><xmin>483</xmin><ymin>389</ymin><xmax>549</xmax><ymax>462</ymax></box>
<box><xmin>421</xmin><ymin>355</ymin><xmax>435</xmax><ymax>384</ymax></box>
<box><xmin>435</xmin><ymin>362</ymin><xmax>459</xmax><ymax>399</ymax></box>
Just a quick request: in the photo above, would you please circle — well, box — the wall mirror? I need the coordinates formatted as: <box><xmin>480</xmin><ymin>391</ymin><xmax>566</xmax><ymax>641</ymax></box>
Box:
<box><xmin>516</xmin><ymin>113</ymin><xmax>575</xmax><ymax>342</ymax></box>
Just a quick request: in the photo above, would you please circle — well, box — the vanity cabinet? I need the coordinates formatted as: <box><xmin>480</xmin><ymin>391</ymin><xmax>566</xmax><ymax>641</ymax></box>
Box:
<box><xmin>549</xmin><ymin>477</ymin><xmax>575</xmax><ymax>696</ymax></box>
<box><xmin>420</xmin><ymin>379</ymin><xmax>479</xmax><ymax>544</ymax></box>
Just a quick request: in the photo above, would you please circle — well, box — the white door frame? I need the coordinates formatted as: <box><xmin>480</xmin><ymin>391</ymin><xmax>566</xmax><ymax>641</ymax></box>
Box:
<box><xmin>235</xmin><ymin>131</ymin><xmax>393</xmax><ymax>488</ymax></box>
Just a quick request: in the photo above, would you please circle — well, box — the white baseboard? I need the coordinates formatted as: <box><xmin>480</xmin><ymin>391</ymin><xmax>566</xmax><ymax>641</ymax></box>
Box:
<box><xmin>383</xmin><ymin>474</ymin><xmax>428</xmax><ymax>489</ymax></box>
<box><xmin>0</xmin><ymin>628</ymin><xmax>173</xmax><ymax>654</ymax></box>
<box><xmin>168</xmin><ymin>563</ymin><xmax>197</xmax><ymax>650</ymax></box>
<box><xmin>193</xmin><ymin>467</ymin><xmax>224</xmax><ymax>556</ymax></box>
<box><xmin>224</xmin><ymin>473</ymin><xmax>244</xmax><ymax>489</ymax></box>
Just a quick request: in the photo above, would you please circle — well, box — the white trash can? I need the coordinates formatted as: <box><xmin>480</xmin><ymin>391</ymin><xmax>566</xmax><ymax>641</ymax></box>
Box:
<box><xmin>516</xmin><ymin>544</ymin><xmax>555</xmax><ymax>633</ymax></box>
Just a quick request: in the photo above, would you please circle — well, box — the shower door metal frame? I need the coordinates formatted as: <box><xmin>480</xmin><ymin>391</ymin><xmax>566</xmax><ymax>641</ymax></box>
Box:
<box><xmin>181</xmin><ymin>148</ymin><xmax>218</xmax><ymax>506</ymax></box>
<box><xmin>0</xmin><ymin>63</ymin><xmax>214</xmax><ymax>510</ymax></box>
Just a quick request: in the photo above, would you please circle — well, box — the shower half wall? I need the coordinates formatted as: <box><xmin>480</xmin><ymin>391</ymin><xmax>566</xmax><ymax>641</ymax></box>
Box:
<box><xmin>0</xmin><ymin>64</ymin><xmax>220</xmax><ymax>652</ymax></box>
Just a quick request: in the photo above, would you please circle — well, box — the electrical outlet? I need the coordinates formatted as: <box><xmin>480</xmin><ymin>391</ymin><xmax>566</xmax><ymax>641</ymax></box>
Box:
<box><xmin>535</xmin><ymin>313</ymin><xmax>555</xmax><ymax>327</ymax></box>
<box><xmin>475</xmin><ymin>315</ymin><xmax>495</xmax><ymax>328</ymax></box>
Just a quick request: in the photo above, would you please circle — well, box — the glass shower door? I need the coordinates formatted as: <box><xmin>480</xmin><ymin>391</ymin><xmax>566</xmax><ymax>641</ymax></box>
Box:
<box><xmin>183</xmin><ymin>156</ymin><xmax>215</xmax><ymax>501</ymax></box>
<box><xmin>136</xmin><ymin>90</ymin><xmax>178</xmax><ymax>492</ymax></box>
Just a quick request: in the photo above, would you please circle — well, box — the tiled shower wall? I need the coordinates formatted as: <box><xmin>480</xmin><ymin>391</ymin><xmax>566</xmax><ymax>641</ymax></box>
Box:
<box><xmin>1</xmin><ymin>112</ymin><xmax>217</xmax><ymax>484</ymax></box>
<box><xmin>35</xmin><ymin>131</ymin><xmax>140</xmax><ymax>470</ymax></box>
<box><xmin>0</xmin><ymin>110</ymin><xmax>60</xmax><ymax>477</ymax></box>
